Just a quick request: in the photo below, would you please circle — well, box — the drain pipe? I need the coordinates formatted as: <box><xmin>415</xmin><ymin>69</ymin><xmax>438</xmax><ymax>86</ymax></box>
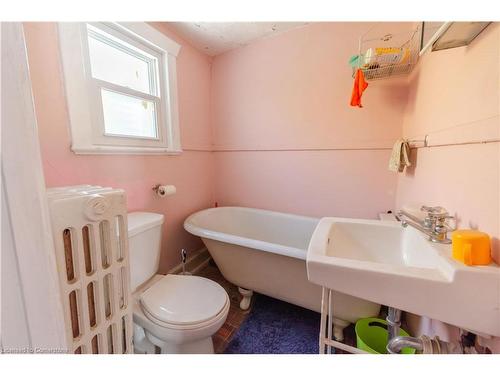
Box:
<box><xmin>386</xmin><ymin>307</ymin><xmax>402</xmax><ymax>343</ymax></box>
<box><xmin>385</xmin><ymin>307</ymin><xmax>456</xmax><ymax>354</ymax></box>
<box><xmin>387</xmin><ymin>335</ymin><xmax>464</xmax><ymax>354</ymax></box>
<box><xmin>385</xmin><ymin>306</ymin><xmax>465</xmax><ymax>354</ymax></box>
<box><xmin>385</xmin><ymin>307</ymin><xmax>470</xmax><ymax>354</ymax></box>
<box><xmin>387</xmin><ymin>336</ymin><xmax>423</xmax><ymax>354</ymax></box>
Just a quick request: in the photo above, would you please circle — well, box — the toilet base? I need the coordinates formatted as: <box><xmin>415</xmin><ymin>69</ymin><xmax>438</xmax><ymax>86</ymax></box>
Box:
<box><xmin>131</xmin><ymin>274</ymin><xmax>230</xmax><ymax>354</ymax></box>
<box><xmin>133</xmin><ymin>323</ymin><xmax>157</xmax><ymax>354</ymax></box>
<box><xmin>145</xmin><ymin>330</ymin><xmax>214</xmax><ymax>354</ymax></box>
<box><xmin>161</xmin><ymin>337</ymin><xmax>214</xmax><ymax>354</ymax></box>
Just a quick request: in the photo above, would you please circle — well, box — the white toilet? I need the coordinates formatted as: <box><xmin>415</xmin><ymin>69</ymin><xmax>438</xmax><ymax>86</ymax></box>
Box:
<box><xmin>127</xmin><ymin>212</ymin><xmax>230</xmax><ymax>354</ymax></box>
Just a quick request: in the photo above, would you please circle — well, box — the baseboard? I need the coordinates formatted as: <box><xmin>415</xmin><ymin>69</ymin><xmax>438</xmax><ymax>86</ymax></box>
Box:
<box><xmin>168</xmin><ymin>247</ymin><xmax>211</xmax><ymax>275</ymax></box>
<box><xmin>190</xmin><ymin>257</ymin><xmax>211</xmax><ymax>275</ymax></box>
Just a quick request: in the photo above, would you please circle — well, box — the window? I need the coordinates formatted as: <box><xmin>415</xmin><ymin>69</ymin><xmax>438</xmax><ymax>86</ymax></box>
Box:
<box><xmin>58</xmin><ymin>23</ymin><xmax>181</xmax><ymax>154</ymax></box>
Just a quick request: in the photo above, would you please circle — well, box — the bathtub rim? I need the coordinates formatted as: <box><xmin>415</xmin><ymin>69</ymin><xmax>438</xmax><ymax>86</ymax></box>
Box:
<box><xmin>183</xmin><ymin>206</ymin><xmax>319</xmax><ymax>260</ymax></box>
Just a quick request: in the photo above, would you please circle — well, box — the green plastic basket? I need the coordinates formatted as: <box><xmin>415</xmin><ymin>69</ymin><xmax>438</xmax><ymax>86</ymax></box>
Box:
<box><xmin>355</xmin><ymin>318</ymin><xmax>416</xmax><ymax>354</ymax></box>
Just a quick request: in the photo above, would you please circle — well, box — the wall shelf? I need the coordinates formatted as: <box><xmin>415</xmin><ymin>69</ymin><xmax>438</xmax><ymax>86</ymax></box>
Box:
<box><xmin>352</xmin><ymin>25</ymin><xmax>421</xmax><ymax>81</ymax></box>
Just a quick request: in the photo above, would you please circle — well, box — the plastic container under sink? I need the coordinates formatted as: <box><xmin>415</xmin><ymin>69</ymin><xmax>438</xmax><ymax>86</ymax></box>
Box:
<box><xmin>355</xmin><ymin>318</ymin><xmax>416</xmax><ymax>354</ymax></box>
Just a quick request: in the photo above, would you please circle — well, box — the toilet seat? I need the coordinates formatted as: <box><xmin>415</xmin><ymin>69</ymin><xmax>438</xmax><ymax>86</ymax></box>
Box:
<box><xmin>140</xmin><ymin>274</ymin><xmax>229</xmax><ymax>330</ymax></box>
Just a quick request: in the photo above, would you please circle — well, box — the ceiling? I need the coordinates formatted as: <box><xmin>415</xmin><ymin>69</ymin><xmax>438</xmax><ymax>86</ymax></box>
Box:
<box><xmin>167</xmin><ymin>22</ymin><xmax>308</xmax><ymax>56</ymax></box>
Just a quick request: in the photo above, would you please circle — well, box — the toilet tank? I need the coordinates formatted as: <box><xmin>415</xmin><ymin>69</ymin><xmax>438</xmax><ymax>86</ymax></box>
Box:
<box><xmin>127</xmin><ymin>212</ymin><xmax>164</xmax><ymax>291</ymax></box>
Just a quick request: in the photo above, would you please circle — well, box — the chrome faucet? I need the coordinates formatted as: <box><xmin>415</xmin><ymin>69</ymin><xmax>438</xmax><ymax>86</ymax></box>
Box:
<box><xmin>397</xmin><ymin>206</ymin><xmax>456</xmax><ymax>244</ymax></box>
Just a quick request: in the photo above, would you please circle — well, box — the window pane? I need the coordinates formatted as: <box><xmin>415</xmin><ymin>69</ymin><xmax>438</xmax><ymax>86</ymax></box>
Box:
<box><xmin>87</xmin><ymin>26</ymin><xmax>157</xmax><ymax>95</ymax></box>
<box><xmin>101</xmin><ymin>89</ymin><xmax>158</xmax><ymax>139</ymax></box>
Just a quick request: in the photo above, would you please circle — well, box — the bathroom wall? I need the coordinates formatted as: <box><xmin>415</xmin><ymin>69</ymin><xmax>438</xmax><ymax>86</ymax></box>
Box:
<box><xmin>23</xmin><ymin>22</ymin><xmax>215</xmax><ymax>272</ymax></box>
<box><xmin>396</xmin><ymin>23</ymin><xmax>500</xmax><ymax>264</ymax></box>
<box><xmin>210</xmin><ymin>22</ymin><xmax>410</xmax><ymax>218</ymax></box>
<box><xmin>396</xmin><ymin>23</ymin><xmax>500</xmax><ymax>349</ymax></box>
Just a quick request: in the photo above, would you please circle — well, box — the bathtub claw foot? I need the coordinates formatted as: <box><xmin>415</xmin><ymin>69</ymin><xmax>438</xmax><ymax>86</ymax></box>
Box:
<box><xmin>332</xmin><ymin>318</ymin><xmax>350</xmax><ymax>342</ymax></box>
<box><xmin>238</xmin><ymin>287</ymin><xmax>253</xmax><ymax>310</ymax></box>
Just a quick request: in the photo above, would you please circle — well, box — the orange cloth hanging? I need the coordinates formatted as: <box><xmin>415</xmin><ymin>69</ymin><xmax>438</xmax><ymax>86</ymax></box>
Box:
<box><xmin>350</xmin><ymin>69</ymin><xmax>368</xmax><ymax>108</ymax></box>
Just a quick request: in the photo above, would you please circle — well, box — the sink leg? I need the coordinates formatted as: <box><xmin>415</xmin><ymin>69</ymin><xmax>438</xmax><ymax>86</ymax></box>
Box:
<box><xmin>332</xmin><ymin>318</ymin><xmax>350</xmax><ymax>342</ymax></box>
<box><xmin>320</xmin><ymin>288</ymin><xmax>337</xmax><ymax>353</ymax></box>
<box><xmin>238</xmin><ymin>287</ymin><xmax>253</xmax><ymax>310</ymax></box>
<box><xmin>319</xmin><ymin>288</ymin><xmax>350</xmax><ymax>353</ymax></box>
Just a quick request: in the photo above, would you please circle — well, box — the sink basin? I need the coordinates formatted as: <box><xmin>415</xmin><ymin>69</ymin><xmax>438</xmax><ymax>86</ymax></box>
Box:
<box><xmin>306</xmin><ymin>217</ymin><xmax>500</xmax><ymax>336</ymax></box>
<box><xmin>325</xmin><ymin>221</ymin><xmax>441</xmax><ymax>269</ymax></box>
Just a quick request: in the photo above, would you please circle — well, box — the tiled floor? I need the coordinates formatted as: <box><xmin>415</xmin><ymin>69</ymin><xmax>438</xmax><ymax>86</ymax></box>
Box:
<box><xmin>198</xmin><ymin>261</ymin><xmax>357</xmax><ymax>354</ymax></box>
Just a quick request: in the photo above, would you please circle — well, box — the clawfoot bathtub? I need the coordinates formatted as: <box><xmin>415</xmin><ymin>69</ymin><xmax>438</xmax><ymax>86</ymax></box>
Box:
<box><xmin>184</xmin><ymin>206</ymin><xmax>380</xmax><ymax>341</ymax></box>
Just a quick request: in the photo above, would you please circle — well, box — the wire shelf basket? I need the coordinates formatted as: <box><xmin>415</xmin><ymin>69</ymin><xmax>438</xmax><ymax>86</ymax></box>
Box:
<box><xmin>352</xmin><ymin>25</ymin><xmax>421</xmax><ymax>81</ymax></box>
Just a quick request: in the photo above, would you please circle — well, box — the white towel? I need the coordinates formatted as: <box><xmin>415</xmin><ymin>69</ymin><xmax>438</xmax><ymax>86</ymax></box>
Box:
<box><xmin>388</xmin><ymin>139</ymin><xmax>411</xmax><ymax>172</ymax></box>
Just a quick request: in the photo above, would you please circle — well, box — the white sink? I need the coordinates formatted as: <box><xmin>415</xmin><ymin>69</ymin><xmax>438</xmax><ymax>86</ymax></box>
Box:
<box><xmin>306</xmin><ymin>217</ymin><xmax>500</xmax><ymax>337</ymax></box>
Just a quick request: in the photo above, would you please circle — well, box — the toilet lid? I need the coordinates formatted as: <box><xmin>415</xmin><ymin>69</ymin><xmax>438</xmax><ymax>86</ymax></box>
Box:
<box><xmin>140</xmin><ymin>275</ymin><xmax>228</xmax><ymax>326</ymax></box>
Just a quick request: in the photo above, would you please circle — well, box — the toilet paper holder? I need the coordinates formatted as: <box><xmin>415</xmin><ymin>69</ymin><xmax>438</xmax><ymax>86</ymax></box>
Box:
<box><xmin>152</xmin><ymin>184</ymin><xmax>162</xmax><ymax>193</ymax></box>
<box><xmin>152</xmin><ymin>184</ymin><xmax>176</xmax><ymax>197</ymax></box>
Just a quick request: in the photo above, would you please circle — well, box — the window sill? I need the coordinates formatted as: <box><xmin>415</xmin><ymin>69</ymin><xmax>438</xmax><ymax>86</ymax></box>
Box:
<box><xmin>71</xmin><ymin>145</ymin><xmax>183</xmax><ymax>155</ymax></box>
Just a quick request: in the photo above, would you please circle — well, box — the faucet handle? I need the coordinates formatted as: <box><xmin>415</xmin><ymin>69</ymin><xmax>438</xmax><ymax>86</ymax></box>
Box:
<box><xmin>421</xmin><ymin>205</ymin><xmax>449</xmax><ymax>217</ymax></box>
<box><xmin>443</xmin><ymin>215</ymin><xmax>457</xmax><ymax>231</ymax></box>
<box><xmin>434</xmin><ymin>215</ymin><xmax>457</xmax><ymax>236</ymax></box>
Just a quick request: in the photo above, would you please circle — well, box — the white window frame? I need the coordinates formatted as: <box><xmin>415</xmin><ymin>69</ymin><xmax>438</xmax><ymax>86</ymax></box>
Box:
<box><xmin>58</xmin><ymin>22</ymin><xmax>182</xmax><ymax>154</ymax></box>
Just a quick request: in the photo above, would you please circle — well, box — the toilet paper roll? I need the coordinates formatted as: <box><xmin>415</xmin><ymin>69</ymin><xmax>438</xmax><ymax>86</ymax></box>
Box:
<box><xmin>156</xmin><ymin>185</ymin><xmax>176</xmax><ymax>197</ymax></box>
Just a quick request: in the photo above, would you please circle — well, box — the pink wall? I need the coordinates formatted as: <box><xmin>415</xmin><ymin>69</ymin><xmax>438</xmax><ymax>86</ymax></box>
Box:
<box><xmin>396</xmin><ymin>23</ymin><xmax>500</xmax><ymax>263</ymax></box>
<box><xmin>396</xmin><ymin>23</ymin><xmax>500</xmax><ymax>349</ymax></box>
<box><xmin>209</xmin><ymin>21</ymin><xmax>500</xmax><ymax>349</ymax></box>
<box><xmin>210</xmin><ymin>23</ymin><xmax>410</xmax><ymax>218</ymax></box>
<box><xmin>210</xmin><ymin>21</ymin><xmax>499</xmax><ymax>260</ymax></box>
<box><xmin>23</xmin><ymin>22</ymin><xmax>215</xmax><ymax>272</ymax></box>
